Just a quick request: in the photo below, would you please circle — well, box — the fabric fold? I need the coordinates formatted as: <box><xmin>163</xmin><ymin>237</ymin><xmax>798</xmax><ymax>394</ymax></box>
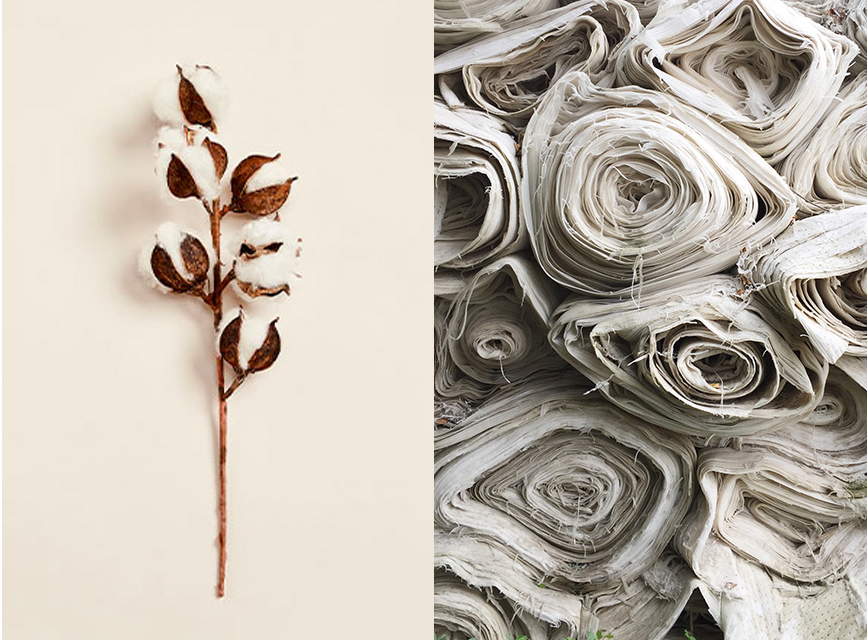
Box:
<box><xmin>434</xmin><ymin>569</ymin><xmax>550</xmax><ymax>640</ymax></box>
<box><xmin>435</xmin><ymin>99</ymin><xmax>526</xmax><ymax>270</ymax></box>
<box><xmin>435</xmin><ymin>0</ymin><xmax>559</xmax><ymax>54</ymax></box>
<box><xmin>434</xmin><ymin>254</ymin><xmax>571</xmax><ymax>427</ymax></box>
<box><xmin>780</xmin><ymin>73</ymin><xmax>867</xmax><ymax>214</ymax></box>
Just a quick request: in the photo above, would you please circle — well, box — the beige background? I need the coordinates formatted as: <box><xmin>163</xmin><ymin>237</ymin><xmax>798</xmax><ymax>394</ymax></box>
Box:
<box><xmin>4</xmin><ymin>0</ymin><xmax>430</xmax><ymax>637</ymax></box>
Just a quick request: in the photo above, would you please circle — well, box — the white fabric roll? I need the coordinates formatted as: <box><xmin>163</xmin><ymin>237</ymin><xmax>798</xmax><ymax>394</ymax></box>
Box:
<box><xmin>435</xmin><ymin>99</ymin><xmax>526</xmax><ymax>270</ymax></box>
<box><xmin>434</xmin><ymin>1</ymin><xmax>641</xmax><ymax>124</ymax></box>
<box><xmin>521</xmin><ymin>71</ymin><xmax>796</xmax><ymax>299</ymax></box>
<box><xmin>549</xmin><ymin>276</ymin><xmax>828</xmax><ymax>436</ymax></box>
<box><xmin>616</xmin><ymin>0</ymin><xmax>856</xmax><ymax>163</ymax></box>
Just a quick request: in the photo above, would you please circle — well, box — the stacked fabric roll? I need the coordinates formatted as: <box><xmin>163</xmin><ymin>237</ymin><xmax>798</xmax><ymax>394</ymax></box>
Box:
<box><xmin>434</xmin><ymin>0</ymin><xmax>867</xmax><ymax>637</ymax></box>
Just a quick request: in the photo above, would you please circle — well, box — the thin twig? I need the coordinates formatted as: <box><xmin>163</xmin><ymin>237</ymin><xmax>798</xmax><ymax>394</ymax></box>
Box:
<box><xmin>222</xmin><ymin>373</ymin><xmax>246</xmax><ymax>400</ymax></box>
<box><xmin>217</xmin><ymin>268</ymin><xmax>236</xmax><ymax>297</ymax></box>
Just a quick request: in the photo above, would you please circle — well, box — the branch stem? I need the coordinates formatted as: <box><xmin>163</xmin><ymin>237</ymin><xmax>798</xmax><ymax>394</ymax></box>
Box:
<box><xmin>208</xmin><ymin>198</ymin><xmax>229</xmax><ymax>598</ymax></box>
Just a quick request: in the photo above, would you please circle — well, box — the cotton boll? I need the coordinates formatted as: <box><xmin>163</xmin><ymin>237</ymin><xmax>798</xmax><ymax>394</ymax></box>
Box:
<box><xmin>152</xmin><ymin>65</ymin><xmax>227</xmax><ymax>131</ymax></box>
<box><xmin>138</xmin><ymin>244</ymin><xmax>167</xmax><ymax>292</ymax></box>
<box><xmin>218</xmin><ymin>311</ymin><xmax>281</xmax><ymax>373</ymax></box>
<box><xmin>236</xmin><ymin>315</ymin><xmax>274</xmax><ymax>370</ymax></box>
<box><xmin>145</xmin><ymin>222</ymin><xmax>211</xmax><ymax>293</ymax></box>
<box><xmin>229</xmin><ymin>154</ymin><xmax>297</xmax><ymax>215</ymax></box>
<box><xmin>234</xmin><ymin>251</ymin><xmax>299</xmax><ymax>297</ymax></box>
<box><xmin>179</xmin><ymin>145</ymin><xmax>221</xmax><ymax>201</ymax></box>
<box><xmin>155</xmin><ymin>222</ymin><xmax>193</xmax><ymax>279</ymax></box>
<box><xmin>231</xmin><ymin>220</ymin><xmax>301</xmax><ymax>299</ymax></box>
<box><xmin>155</xmin><ymin>126</ymin><xmax>224</xmax><ymax>202</ymax></box>
<box><xmin>236</xmin><ymin>218</ymin><xmax>292</xmax><ymax>246</ymax></box>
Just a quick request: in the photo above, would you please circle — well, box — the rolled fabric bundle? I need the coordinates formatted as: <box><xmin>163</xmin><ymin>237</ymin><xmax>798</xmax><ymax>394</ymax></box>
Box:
<box><xmin>742</xmin><ymin>206</ymin><xmax>867</xmax><ymax>363</ymax></box>
<box><xmin>676</xmin><ymin>443</ymin><xmax>867</xmax><ymax>589</ymax></box>
<box><xmin>434</xmin><ymin>297</ymin><xmax>491</xmax><ymax>429</ymax></box>
<box><xmin>615</xmin><ymin>0</ymin><xmax>856</xmax><ymax>164</ymax></box>
<box><xmin>678</xmin><ymin>367</ymin><xmax>867</xmax><ymax>588</ymax></box>
<box><xmin>435</xmin><ymin>254</ymin><xmax>569</xmax><ymax>388</ymax></box>
<box><xmin>521</xmin><ymin>71</ymin><xmax>796</xmax><ymax>299</ymax></box>
<box><xmin>433</xmin><ymin>1</ymin><xmax>642</xmax><ymax>125</ymax></box>
<box><xmin>434</xmin><ymin>569</ymin><xmax>549</xmax><ymax>640</ymax></box>
<box><xmin>550</xmin><ymin>276</ymin><xmax>828</xmax><ymax>437</ymax></box>
<box><xmin>587</xmin><ymin>552</ymin><xmax>697</xmax><ymax>640</ymax></box>
<box><xmin>435</xmin><ymin>376</ymin><xmax>696</xmax><ymax>635</ymax></box>
<box><xmin>779</xmin><ymin>74</ymin><xmax>867</xmax><ymax>214</ymax></box>
<box><xmin>434</xmin><ymin>0</ymin><xmax>559</xmax><ymax>54</ymax></box>
<box><xmin>739</xmin><ymin>366</ymin><xmax>867</xmax><ymax>483</ymax></box>
<box><xmin>435</xmin><ymin>99</ymin><xmax>526</xmax><ymax>270</ymax></box>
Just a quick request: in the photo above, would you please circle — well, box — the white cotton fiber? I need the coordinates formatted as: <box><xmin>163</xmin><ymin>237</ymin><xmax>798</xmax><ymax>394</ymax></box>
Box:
<box><xmin>234</xmin><ymin>251</ymin><xmax>299</xmax><ymax>290</ymax></box>
<box><xmin>238</xmin><ymin>219</ymin><xmax>291</xmax><ymax>245</ymax></box>
<box><xmin>181</xmin><ymin>145</ymin><xmax>221</xmax><ymax>201</ymax></box>
<box><xmin>153</xmin><ymin>74</ymin><xmax>185</xmax><ymax>127</ymax></box>
<box><xmin>138</xmin><ymin>244</ymin><xmax>167</xmax><ymax>292</ymax></box>
<box><xmin>245</xmin><ymin>157</ymin><xmax>293</xmax><ymax>193</ymax></box>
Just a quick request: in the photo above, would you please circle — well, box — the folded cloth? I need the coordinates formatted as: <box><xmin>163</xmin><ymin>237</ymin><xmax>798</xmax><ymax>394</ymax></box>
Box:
<box><xmin>434</xmin><ymin>0</ymin><xmax>558</xmax><ymax>54</ymax></box>
<box><xmin>780</xmin><ymin>74</ymin><xmax>867</xmax><ymax>214</ymax></box>
<box><xmin>675</xmin><ymin>366</ymin><xmax>867</xmax><ymax>635</ymax></box>
<box><xmin>434</xmin><ymin>569</ymin><xmax>550</xmax><ymax>640</ymax></box>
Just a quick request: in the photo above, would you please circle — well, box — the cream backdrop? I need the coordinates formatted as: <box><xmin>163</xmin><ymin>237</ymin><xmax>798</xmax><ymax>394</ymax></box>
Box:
<box><xmin>3</xmin><ymin>0</ymin><xmax>430</xmax><ymax>637</ymax></box>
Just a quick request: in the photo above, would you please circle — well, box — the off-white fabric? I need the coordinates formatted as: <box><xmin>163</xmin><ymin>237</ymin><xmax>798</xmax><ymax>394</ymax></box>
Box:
<box><xmin>521</xmin><ymin>71</ymin><xmax>796</xmax><ymax>298</ymax></box>
<box><xmin>434</xmin><ymin>99</ymin><xmax>526</xmax><ymax>270</ymax></box>
<box><xmin>434</xmin><ymin>254</ymin><xmax>570</xmax><ymax>428</ymax></box>
<box><xmin>742</xmin><ymin>206</ymin><xmax>867</xmax><ymax>363</ymax></box>
<box><xmin>434</xmin><ymin>570</ymin><xmax>550</xmax><ymax>640</ymax></box>
<box><xmin>780</xmin><ymin>74</ymin><xmax>867</xmax><ymax>214</ymax></box>
<box><xmin>431</xmin><ymin>0</ymin><xmax>867</xmax><ymax>636</ymax></box>
<box><xmin>434</xmin><ymin>0</ymin><xmax>559</xmax><ymax>53</ymax></box>
<box><xmin>616</xmin><ymin>0</ymin><xmax>856</xmax><ymax>163</ymax></box>
<box><xmin>435</xmin><ymin>376</ymin><xmax>696</xmax><ymax>637</ymax></box>
<box><xmin>550</xmin><ymin>276</ymin><xmax>827</xmax><ymax>436</ymax></box>
<box><xmin>434</xmin><ymin>1</ymin><xmax>641</xmax><ymax>125</ymax></box>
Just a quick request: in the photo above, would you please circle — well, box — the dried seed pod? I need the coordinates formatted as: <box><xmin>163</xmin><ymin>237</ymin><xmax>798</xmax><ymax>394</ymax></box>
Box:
<box><xmin>155</xmin><ymin>127</ymin><xmax>226</xmax><ymax>202</ymax></box>
<box><xmin>153</xmin><ymin>64</ymin><xmax>226</xmax><ymax>132</ymax></box>
<box><xmin>219</xmin><ymin>312</ymin><xmax>281</xmax><ymax>374</ymax></box>
<box><xmin>232</xmin><ymin>219</ymin><xmax>302</xmax><ymax>299</ymax></box>
<box><xmin>149</xmin><ymin>223</ymin><xmax>210</xmax><ymax>293</ymax></box>
<box><xmin>229</xmin><ymin>153</ymin><xmax>297</xmax><ymax>215</ymax></box>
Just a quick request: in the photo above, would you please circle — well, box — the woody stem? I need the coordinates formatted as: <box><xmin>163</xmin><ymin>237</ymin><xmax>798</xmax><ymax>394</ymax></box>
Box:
<box><xmin>209</xmin><ymin>201</ymin><xmax>229</xmax><ymax>598</ymax></box>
